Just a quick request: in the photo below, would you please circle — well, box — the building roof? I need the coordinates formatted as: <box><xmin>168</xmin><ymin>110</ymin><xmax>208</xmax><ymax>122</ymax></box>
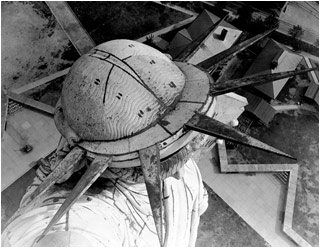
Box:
<box><xmin>244</xmin><ymin>92</ymin><xmax>276</xmax><ymax>125</ymax></box>
<box><xmin>187</xmin><ymin>24</ymin><xmax>242</xmax><ymax>65</ymax></box>
<box><xmin>188</xmin><ymin>9</ymin><xmax>237</xmax><ymax>39</ymax></box>
<box><xmin>168</xmin><ymin>30</ymin><xmax>193</xmax><ymax>57</ymax></box>
<box><xmin>244</xmin><ymin>39</ymin><xmax>302</xmax><ymax>99</ymax></box>
<box><xmin>179</xmin><ymin>28</ymin><xmax>193</xmax><ymax>41</ymax></box>
<box><xmin>305</xmin><ymin>82</ymin><xmax>319</xmax><ymax>105</ymax></box>
<box><xmin>168</xmin><ymin>9</ymin><xmax>242</xmax><ymax>63</ymax></box>
<box><xmin>310</xmin><ymin>59</ymin><xmax>319</xmax><ymax>81</ymax></box>
<box><xmin>153</xmin><ymin>36</ymin><xmax>169</xmax><ymax>51</ymax></box>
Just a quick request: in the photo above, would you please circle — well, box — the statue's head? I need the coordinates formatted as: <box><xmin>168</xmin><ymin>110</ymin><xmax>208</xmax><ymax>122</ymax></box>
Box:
<box><xmin>54</xmin><ymin>39</ymin><xmax>213</xmax><ymax>169</ymax></box>
<box><xmin>59</xmin><ymin>40</ymin><xmax>186</xmax><ymax>141</ymax></box>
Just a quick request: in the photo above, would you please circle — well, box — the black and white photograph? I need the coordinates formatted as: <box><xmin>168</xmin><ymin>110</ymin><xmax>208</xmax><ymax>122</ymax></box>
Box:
<box><xmin>1</xmin><ymin>1</ymin><xmax>319</xmax><ymax>247</ymax></box>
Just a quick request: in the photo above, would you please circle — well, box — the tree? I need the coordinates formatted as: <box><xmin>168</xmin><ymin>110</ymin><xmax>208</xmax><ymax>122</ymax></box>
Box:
<box><xmin>145</xmin><ymin>34</ymin><xmax>154</xmax><ymax>44</ymax></box>
<box><xmin>288</xmin><ymin>25</ymin><xmax>304</xmax><ymax>51</ymax></box>
<box><xmin>288</xmin><ymin>25</ymin><xmax>304</xmax><ymax>40</ymax></box>
<box><xmin>214</xmin><ymin>1</ymin><xmax>227</xmax><ymax>11</ymax></box>
<box><xmin>185</xmin><ymin>2</ymin><xmax>204</xmax><ymax>13</ymax></box>
<box><xmin>263</xmin><ymin>13</ymin><xmax>279</xmax><ymax>30</ymax></box>
<box><xmin>248</xmin><ymin>17</ymin><xmax>266</xmax><ymax>35</ymax></box>
<box><xmin>236</xmin><ymin>6</ymin><xmax>254</xmax><ymax>30</ymax></box>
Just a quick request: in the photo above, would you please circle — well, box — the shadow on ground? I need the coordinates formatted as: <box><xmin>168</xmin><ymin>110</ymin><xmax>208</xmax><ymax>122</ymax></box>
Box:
<box><xmin>196</xmin><ymin>183</ymin><xmax>270</xmax><ymax>247</ymax></box>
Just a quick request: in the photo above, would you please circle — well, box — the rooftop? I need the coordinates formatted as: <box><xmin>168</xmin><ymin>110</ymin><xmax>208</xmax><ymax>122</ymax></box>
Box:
<box><xmin>168</xmin><ymin>9</ymin><xmax>242</xmax><ymax>63</ymax></box>
<box><xmin>245</xmin><ymin>39</ymin><xmax>303</xmax><ymax>99</ymax></box>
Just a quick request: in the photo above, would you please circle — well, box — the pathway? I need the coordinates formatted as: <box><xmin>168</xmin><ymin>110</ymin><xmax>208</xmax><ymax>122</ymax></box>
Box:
<box><xmin>11</xmin><ymin>68</ymin><xmax>70</xmax><ymax>94</ymax></box>
<box><xmin>198</xmin><ymin>143</ymin><xmax>299</xmax><ymax>247</ymax></box>
<box><xmin>2</xmin><ymin>108</ymin><xmax>60</xmax><ymax>190</ymax></box>
<box><xmin>45</xmin><ymin>1</ymin><xmax>95</xmax><ymax>55</ymax></box>
<box><xmin>7</xmin><ymin>92</ymin><xmax>55</xmax><ymax>115</ymax></box>
<box><xmin>135</xmin><ymin>16</ymin><xmax>197</xmax><ymax>43</ymax></box>
<box><xmin>272</xmin><ymin>103</ymin><xmax>318</xmax><ymax>113</ymax></box>
<box><xmin>153</xmin><ymin>1</ymin><xmax>198</xmax><ymax>16</ymax></box>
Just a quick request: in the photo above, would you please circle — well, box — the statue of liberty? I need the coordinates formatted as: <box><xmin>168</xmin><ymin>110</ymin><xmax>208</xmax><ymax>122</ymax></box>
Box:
<box><xmin>2</xmin><ymin>29</ymin><xmax>314</xmax><ymax>246</ymax></box>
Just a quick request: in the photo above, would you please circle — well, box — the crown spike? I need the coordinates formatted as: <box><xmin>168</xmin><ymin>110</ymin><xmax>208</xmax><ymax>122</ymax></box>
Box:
<box><xmin>36</xmin><ymin>155</ymin><xmax>113</xmax><ymax>244</ymax></box>
<box><xmin>139</xmin><ymin>144</ymin><xmax>163</xmax><ymax>246</ymax></box>
<box><xmin>211</xmin><ymin>67</ymin><xmax>318</xmax><ymax>96</ymax></box>
<box><xmin>25</xmin><ymin>146</ymin><xmax>86</xmax><ymax>207</ymax></box>
<box><xmin>185</xmin><ymin>113</ymin><xmax>295</xmax><ymax>159</ymax></box>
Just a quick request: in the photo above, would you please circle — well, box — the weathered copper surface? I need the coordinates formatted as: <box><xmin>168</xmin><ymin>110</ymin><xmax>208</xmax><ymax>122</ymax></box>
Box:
<box><xmin>54</xmin><ymin>100</ymin><xmax>80</xmax><ymax>146</ymax></box>
<box><xmin>36</xmin><ymin>155</ymin><xmax>113</xmax><ymax>243</ymax></box>
<box><xmin>77</xmin><ymin>62</ymin><xmax>213</xmax><ymax>165</ymax></box>
<box><xmin>211</xmin><ymin>68</ymin><xmax>318</xmax><ymax>96</ymax></box>
<box><xmin>197</xmin><ymin>29</ymin><xmax>275</xmax><ymax>72</ymax></box>
<box><xmin>60</xmin><ymin>40</ymin><xmax>185</xmax><ymax>141</ymax></box>
<box><xmin>185</xmin><ymin>113</ymin><xmax>295</xmax><ymax>159</ymax></box>
<box><xmin>139</xmin><ymin>144</ymin><xmax>163</xmax><ymax>246</ymax></box>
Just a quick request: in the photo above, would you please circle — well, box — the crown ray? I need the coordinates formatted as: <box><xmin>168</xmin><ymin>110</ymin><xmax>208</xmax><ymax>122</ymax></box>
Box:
<box><xmin>196</xmin><ymin>28</ymin><xmax>276</xmax><ymax>72</ymax></box>
<box><xmin>210</xmin><ymin>67</ymin><xmax>318</xmax><ymax>96</ymax></box>
<box><xmin>25</xmin><ymin>146</ymin><xmax>86</xmax><ymax>207</ymax></box>
<box><xmin>139</xmin><ymin>144</ymin><xmax>163</xmax><ymax>246</ymax></box>
<box><xmin>175</xmin><ymin>14</ymin><xmax>228</xmax><ymax>62</ymax></box>
<box><xmin>35</xmin><ymin>155</ymin><xmax>113</xmax><ymax>244</ymax></box>
<box><xmin>185</xmin><ymin>113</ymin><xmax>295</xmax><ymax>159</ymax></box>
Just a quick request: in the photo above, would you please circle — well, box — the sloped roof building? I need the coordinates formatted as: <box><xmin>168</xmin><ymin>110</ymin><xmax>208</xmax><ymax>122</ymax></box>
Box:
<box><xmin>244</xmin><ymin>92</ymin><xmax>276</xmax><ymax>125</ymax></box>
<box><xmin>244</xmin><ymin>39</ymin><xmax>302</xmax><ymax>99</ymax></box>
<box><xmin>305</xmin><ymin>82</ymin><xmax>319</xmax><ymax>105</ymax></box>
<box><xmin>168</xmin><ymin>10</ymin><xmax>242</xmax><ymax>64</ymax></box>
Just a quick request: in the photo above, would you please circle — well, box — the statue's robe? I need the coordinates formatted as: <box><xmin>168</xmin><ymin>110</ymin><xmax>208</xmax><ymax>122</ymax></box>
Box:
<box><xmin>2</xmin><ymin>158</ymin><xmax>208</xmax><ymax>246</ymax></box>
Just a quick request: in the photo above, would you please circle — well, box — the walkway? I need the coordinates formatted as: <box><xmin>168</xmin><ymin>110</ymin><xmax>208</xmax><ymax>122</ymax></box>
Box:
<box><xmin>45</xmin><ymin>1</ymin><xmax>95</xmax><ymax>55</ymax></box>
<box><xmin>2</xmin><ymin>108</ymin><xmax>60</xmax><ymax>190</ymax></box>
<box><xmin>11</xmin><ymin>68</ymin><xmax>70</xmax><ymax>94</ymax></box>
<box><xmin>154</xmin><ymin>1</ymin><xmax>197</xmax><ymax>16</ymax></box>
<box><xmin>13</xmin><ymin>1</ymin><xmax>197</xmax><ymax>96</ymax></box>
<box><xmin>198</xmin><ymin>143</ymin><xmax>299</xmax><ymax>247</ymax></box>
<box><xmin>272</xmin><ymin>103</ymin><xmax>318</xmax><ymax>113</ymax></box>
<box><xmin>7</xmin><ymin>92</ymin><xmax>55</xmax><ymax>115</ymax></box>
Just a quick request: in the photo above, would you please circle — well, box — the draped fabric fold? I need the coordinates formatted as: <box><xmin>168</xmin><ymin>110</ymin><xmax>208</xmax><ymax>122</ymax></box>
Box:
<box><xmin>2</xmin><ymin>159</ymin><xmax>207</xmax><ymax>247</ymax></box>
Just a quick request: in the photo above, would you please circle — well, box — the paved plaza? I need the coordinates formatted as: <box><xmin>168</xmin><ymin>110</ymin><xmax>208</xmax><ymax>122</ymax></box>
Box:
<box><xmin>198</xmin><ymin>145</ymin><xmax>297</xmax><ymax>247</ymax></box>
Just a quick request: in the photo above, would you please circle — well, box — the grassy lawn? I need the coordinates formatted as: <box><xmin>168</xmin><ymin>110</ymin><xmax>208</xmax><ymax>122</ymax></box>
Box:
<box><xmin>68</xmin><ymin>1</ymin><xmax>190</xmax><ymax>44</ymax></box>
<box><xmin>1</xmin><ymin>1</ymin><xmax>79</xmax><ymax>91</ymax></box>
